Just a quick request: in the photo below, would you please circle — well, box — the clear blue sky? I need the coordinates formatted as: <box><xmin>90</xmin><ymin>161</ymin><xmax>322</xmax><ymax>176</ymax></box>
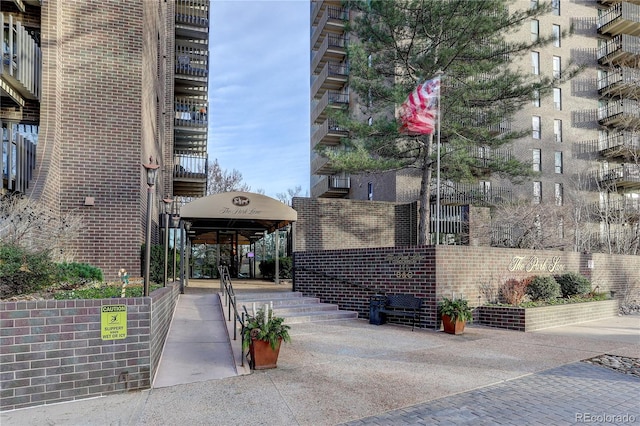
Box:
<box><xmin>209</xmin><ymin>0</ymin><xmax>310</xmax><ymax>199</ymax></box>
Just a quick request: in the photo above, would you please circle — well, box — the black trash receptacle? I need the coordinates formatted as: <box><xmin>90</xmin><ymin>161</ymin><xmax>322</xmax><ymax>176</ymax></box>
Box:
<box><xmin>369</xmin><ymin>294</ymin><xmax>387</xmax><ymax>325</ymax></box>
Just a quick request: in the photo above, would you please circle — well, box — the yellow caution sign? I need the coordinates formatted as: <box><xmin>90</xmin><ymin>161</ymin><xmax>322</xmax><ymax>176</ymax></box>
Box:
<box><xmin>101</xmin><ymin>305</ymin><xmax>127</xmax><ymax>340</ymax></box>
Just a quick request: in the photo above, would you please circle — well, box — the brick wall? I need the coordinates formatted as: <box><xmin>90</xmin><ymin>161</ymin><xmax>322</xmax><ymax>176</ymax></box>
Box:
<box><xmin>0</xmin><ymin>284</ymin><xmax>179</xmax><ymax>411</ymax></box>
<box><xmin>294</xmin><ymin>245</ymin><xmax>639</xmax><ymax>330</ymax></box>
<box><xmin>477</xmin><ymin>300</ymin><xmax>619</xmax><ymax>331</ymax></box>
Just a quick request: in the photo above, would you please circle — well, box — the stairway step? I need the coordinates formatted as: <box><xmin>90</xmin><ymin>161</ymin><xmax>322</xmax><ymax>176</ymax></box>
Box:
<box><xmin>235</xmin><ymin>291</ymin><xmax>304</xmax><ymax>300</ymax></box>
<box><xmin>273</xmin><ymin>303</ymin><xmax>340</xmax><ymax>315</ymax></box>
<box><xmin>283</xmin><ymin>310</ymin><xmax>359</xmax><ymax>324</ymax></box>
<box><xmin>238</xmin><ymin>297</ymin><xmax>321</xmax><ymax>309</ymax></box>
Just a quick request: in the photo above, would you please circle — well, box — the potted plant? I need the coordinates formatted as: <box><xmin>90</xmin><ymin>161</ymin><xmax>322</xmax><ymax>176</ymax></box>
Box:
<box><xmin>439</xmin><ymin>296</ymin><xmax>473</xmax><ymax>335</ymax></box>
<box><xmin>242</xmin><ymin>307</ymin><xmax>291</xmax><ymax>370</ymax></box>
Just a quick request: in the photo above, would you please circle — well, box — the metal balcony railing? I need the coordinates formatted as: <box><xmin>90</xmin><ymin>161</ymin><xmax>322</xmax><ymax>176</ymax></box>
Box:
<box><xmin>598</xmin><ymin>2</ymin><xmax>640</xmax><ymax>36</ymax></box>
<box><xmin>176</xmin><ymin>0</ymin><xmax>209</xmax><ymax>28</ymax></box>
<box><xmin>2</xmin><ymin>129</ymin><xmax>37</xmax><ymax>194</ymax></box>
<box><xmin>595</xmin><ymin>164</ymin><xmax>640</xmax><ymax>190</ymax></box>
<box><xmin>173</xmin><ymin>152</ymin><xmax>207</xmax><ymax>178</ymax></box>
<box><xmin>597</xmin><ymin>34</ymin><xmax>640</xmax><ymax>64</ymax></box>
<box><xmin>175</xmin><ymin>45</ymin><xmax>208</xmax><ymax>77</ymax></box>
<box><xmin>598</xmin><ymin>66</ymin><xmax>640</xmax><ymax>95</ymax></box>
<box><xmin>174</xmin><ymin>98</ymin><xmax>207</xmax><ymax>127</ymax></box>
<box><xmin>430</xmin><ymin>182</ymin><xmax>513</xmax><ymax>206</ymax></box>
<box><xmin>1</xmin><ymin>13</ymin><xmax>42</xmax><ymax>102</ymax></box>
<box><xmin>598</xmin><ymin>99</ymin><xmax>640</xmax><ymax>125</ymax></box>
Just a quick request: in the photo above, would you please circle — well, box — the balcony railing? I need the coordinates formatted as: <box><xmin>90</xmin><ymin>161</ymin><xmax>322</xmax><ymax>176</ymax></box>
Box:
<box><xmin>598</xmin><ymin>99</ymin><xmax>640</xmax><ymax>126</ymax></box>
<box><xmin>176</xmin><ymin>0</ymin><xmax>209</xmax><ymax>28</ymax></box>
<box><xmin>311</xmin><ymin>175</ymin><xmax>351</xmax><ymax>198</ymax></box>
<box><xmin>1</xmin><ymin>13</ymin><xmax>42</xmax><ymax>102</ymax></box>
<box><xmin>597</xmin><ymin>34</ymin><xmax>640</xmax><ymax>65</ymax></box>
<box><xmin>584</xmin><ymin>132</ymin><xmax>640</xmax><ymax>158</ymax></box>
<box><xmin>595</xmin><ymin>164</ymin><xmax>640</xmax><ymax>191</ymax></box>
<box><xmin>598</xmin><ymin>66</ymin><xmax>640</xmax><ymax>96</ymax></box>
<box><xmin>311</xmin><ymin>33</ymin><xmax>348</xmax><ymax>73</ymax></box>
<box><xmin>598</xmin><ymin>2</ymin><xmax>640</xmax><ymax>36</ymax></box>
<box><xmin>2</xmin><ymin>130</ymin><xmax>37</xmax><ymax>194</ymax></box>
<box><xmin>175</xmin><ymin>45</ymin><xmax>208</xmax><ymax>78</ymax></box>
<box><xmin>589</xmin><ymin>198</ymin><xmax>640</xmax><ymax>221</ymax></box>
<box><xmin>175</xmin><ymin>99</ymin><xmax>207</xmax><ymax>127</ymax></box>
<box><xmin>430</xmin><ymin>182</ymin><xmax>513</xmax><ymax>206</ymax></box>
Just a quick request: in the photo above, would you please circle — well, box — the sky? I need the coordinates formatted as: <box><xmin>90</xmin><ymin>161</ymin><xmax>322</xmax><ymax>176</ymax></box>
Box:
<box><xmin>209</xmin><ymin>0</ymin><xmax>310</xmax><ymax>199</ymax></box>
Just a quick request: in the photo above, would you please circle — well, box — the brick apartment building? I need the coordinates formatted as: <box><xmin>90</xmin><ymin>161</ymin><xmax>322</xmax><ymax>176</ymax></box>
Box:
<box><xmin>1</xmin><ymin>0</ymin><xmax>209</xmax><ymax>280</ymax></box>
<box><xmin>310</xmin><ymin>0</ymin><xmax>640</xmax><ymax>252</ymax></box>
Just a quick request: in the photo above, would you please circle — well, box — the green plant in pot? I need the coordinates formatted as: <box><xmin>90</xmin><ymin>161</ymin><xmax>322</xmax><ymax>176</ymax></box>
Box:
<box><xmin>439</xmin><ymin>296</ymin><xmax>473</xmax><ymax>335</ymax></box>
<box><xmin>242</xmin><ymin>307</ymin><xmax>291</xmax><ymax>370</ymax></box>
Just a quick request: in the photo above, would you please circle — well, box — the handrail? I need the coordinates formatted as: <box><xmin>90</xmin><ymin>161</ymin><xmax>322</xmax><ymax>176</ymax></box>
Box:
<box><xmin>218</xmin><ymin>265</ymin><xmax>246</xmax><ymax>367</ymax></box>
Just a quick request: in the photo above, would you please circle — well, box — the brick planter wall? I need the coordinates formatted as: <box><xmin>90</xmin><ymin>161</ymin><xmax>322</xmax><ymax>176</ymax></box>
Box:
<box><xmin>476</xmin><ymin>300</ymin><xmax>620</xmax><ymax>331</ymax></box>
<box><xmin>294</xmin><ymin>246</ymin><xmax>638</xmax><ymax>330</ymax></box>
<box><xmin>0</xmin><ymin>284</ymin><xmax>179</xmax><ymax>411</ymax></box>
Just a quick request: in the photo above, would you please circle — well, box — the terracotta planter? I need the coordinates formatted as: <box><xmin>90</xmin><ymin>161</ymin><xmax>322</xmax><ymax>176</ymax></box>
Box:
<box><xmin>441</xmin><ymin>314</ymin><xmax>466</xmax><ymax>335</ymax></box>
<box><xmin>249</xmin><ymin>338</ymin><xmax>282</xmax><ymax>370</ymax></box>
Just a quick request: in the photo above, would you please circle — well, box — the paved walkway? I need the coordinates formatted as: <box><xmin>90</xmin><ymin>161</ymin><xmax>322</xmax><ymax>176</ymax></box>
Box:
<box><xmin>1</xmin><ymin>280</ymin><xmax>638</xmax><ymax>425</ymax></box>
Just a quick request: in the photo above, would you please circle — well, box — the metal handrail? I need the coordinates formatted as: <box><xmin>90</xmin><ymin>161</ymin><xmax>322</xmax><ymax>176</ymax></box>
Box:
<box><xmin>218</xmin><ymin>265</ymin><xmax>246</xmax><ymax>366</ymax></box>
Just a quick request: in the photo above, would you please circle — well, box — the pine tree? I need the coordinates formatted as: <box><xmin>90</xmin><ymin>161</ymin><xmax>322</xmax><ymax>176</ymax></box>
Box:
<box><xmin>318</xmin><ymin>0</ymin><xmax>580</xmax><ymax>244</ymax></box>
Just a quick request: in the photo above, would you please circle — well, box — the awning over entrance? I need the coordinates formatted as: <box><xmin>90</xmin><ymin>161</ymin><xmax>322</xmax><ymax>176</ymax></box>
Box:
<box><xmin>179</xmin><ymin>191</ymin><xmax>297</xmax><ymax>244</ymax></box>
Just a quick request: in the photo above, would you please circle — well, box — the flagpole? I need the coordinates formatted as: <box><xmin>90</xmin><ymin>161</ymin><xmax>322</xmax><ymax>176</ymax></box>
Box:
<box><xmin>436</xmin><ymin>71</ymin><xmax>443</xmax><ymax>246</ymax></box>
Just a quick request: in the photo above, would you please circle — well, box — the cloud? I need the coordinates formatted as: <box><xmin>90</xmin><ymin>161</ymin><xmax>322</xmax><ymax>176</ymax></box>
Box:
<box><xmin>208</xmin><ymin>0</ymin><xmax>310</xmax><ymax>198</ymax></box>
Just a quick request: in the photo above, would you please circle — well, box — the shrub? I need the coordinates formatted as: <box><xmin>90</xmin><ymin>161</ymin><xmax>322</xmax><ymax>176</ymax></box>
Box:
<box><xmin>526</xmin><ymin>275</ymin><xmax>561</xmax><ymax>302</ymax></box>
<box><xmin>55</xmin><ymin>262</ymin><xmax>103</xmax><ymax>287</ymax></box>
<box><xmin>555</xmin><ymin>272</ymin><xmax>591</xmax><ymax>297</ymax></box>
<box><xmin>499</xmin><ymin>277</ymin><xmax>531</xmax><ymax>306</ymax></box>
<box><xmin>141</xmin><ymin>244</ymin><xmax>170</xmax><ymax>284</ymax></box>
<box><xmin>258</xmin><ymin>257</ymin><xmax>292</xmax><ymax>280</ymax></box>
<box><xmin>0</xmin><ymin>244</ymin><xmax>57</xmax><ymax>298</ymax></box>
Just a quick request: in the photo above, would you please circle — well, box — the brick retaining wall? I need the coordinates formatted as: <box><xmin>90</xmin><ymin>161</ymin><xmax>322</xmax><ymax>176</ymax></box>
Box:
<box><xmin>294</xmin><ymin>246</ymin><xmax>639</xmax><ymax>330</ymax></box>
<box><xmin>0</xmin><ymin>284</ymin><xmax>179</xmax><ymax>411</ymax></box>
<box><xmin>477</xmin><ymin>300</ymin><xmax>620</xmax><ymax>331</ymax></box>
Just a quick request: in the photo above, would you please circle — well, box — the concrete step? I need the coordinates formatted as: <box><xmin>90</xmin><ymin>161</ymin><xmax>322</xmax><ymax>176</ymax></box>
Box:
<box><xmin>232</xmin><ymin>291</ymin><xmax>358</xmax><ymax>324</ymax></box>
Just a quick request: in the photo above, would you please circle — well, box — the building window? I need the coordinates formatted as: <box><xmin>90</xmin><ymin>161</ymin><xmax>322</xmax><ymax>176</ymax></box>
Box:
<box><xmin>554</xmin><ymin>119</ymin><xmax>562</xmax><ymax>143</ymax></box>
<box><xmin>368</xmin><ymin>182</ymin><xmax>373</xmax><ymax>200</ymax></box>
<box><xmin>555</xmin><ymin>183</ymin><xmax>563</xmax><ymax>206</ymax></box>
<box><xmin>555</xmin><ymin>151</ymin><xmax>563</xmax><ymax>174</ymax></box>
<box><xmin>479</xmin><ymin>180</ymin><xmax>491</xmax><ymax>194</ymax></box>
<box><xmin>552</xmin><ymin>25</ymin><xmax>561</xmax><ymax>47</ymax></box>
<box><xmin>533</xmin><ymin>181</ymin><xmax>542</xmax><ymax>204</ymax></box>
<box><xmin>531</xmin><ymin>20</ymin><xmax>539</xmax><ymax>42</ymax></box>
<box><xmin>368</xmin><ymin>117</ymin><xmax>373</xmax><ymax>126</ymax></box>
<box><xmin>552</xmin><ymin>0</ymin><xmax>560</xmax><ymax>15</ymax></box>
<box><xmin>532</xmin><ymin>116</ymin><xmax>541</xmax><ymax>139</ymax></box>
<box><xmin>552</xmin><ymin>56</ymin><xmax>561</xmax><ymax>79</ymax></box>
<box><xmin>532</xmin><ymin>89</ymin><xmax>540</xmax><ymax>107</ymax></box>
<box><xmin>553</xmin><ymin>88</ymin><xmax>562</xmax><ymax>110</ymax></box>
<box><xmin>530</xmin><ymin>0</ymin><xmax>538</xmax><ymax>9</ymax></box>
<box><xmin>533</xmin><ymin>149</ymin><xmax>541</xmax><ymax>172</ymax></box>
<box><xmin>531</xmin><ymin>52</ymin><xmax>540</xmax><ymax>75</ymax></box>
<box><xmin>557</xmin><ymin>218</ymin><xmax>564</xmax><ymax>239</ymax></box>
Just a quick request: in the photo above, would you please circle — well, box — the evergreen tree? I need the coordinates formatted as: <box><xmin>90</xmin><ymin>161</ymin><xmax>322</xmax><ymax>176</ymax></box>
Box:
<box><xmin>318</xmin><ymin>0</ymin><xmax>579</xmax><ymax>244</ymax></box>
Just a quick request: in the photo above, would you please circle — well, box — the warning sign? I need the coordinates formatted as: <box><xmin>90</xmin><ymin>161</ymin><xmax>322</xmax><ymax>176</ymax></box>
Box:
<box><xmin>101</xmin><ymin>305</ymin><xmax>127</xmax><ymax>340</ymax></box>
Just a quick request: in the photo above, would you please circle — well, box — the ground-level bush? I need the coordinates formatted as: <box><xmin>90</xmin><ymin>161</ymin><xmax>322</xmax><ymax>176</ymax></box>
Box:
<box><xmin>259</xmin><ymin>257</ymin><xmax>292</xmax><ymax>280</ymax></box>
<box><xmin>555</xmin><ymin>272</ymin><xmax>591</xmax><ymax>297</ymax></box>
<box><xmin>0</xmin><ymin>244</ymin><xmax>57</xmax><ymax>298</ymax></box>
<box><xmin>526</xmin><ymin>275</ymin><xmax>561</xmax><ymax>302</ymax></box>
<box><xmin>499</xmin><ymin>276</ymin><xmax>533</xmax><ymax>306</ymax></box>
<box><xmin>55</xmin><ymin>262</ymin><xmax>103</xmax><ymax>287</ymax></box>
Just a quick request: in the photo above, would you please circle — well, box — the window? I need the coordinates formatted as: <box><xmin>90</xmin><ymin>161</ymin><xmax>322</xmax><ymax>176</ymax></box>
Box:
<box><xmin>368</xmin><ymin>117</ymin><xmax>373</xmax><ymax>126</ymax></box>
<box><xmin>533</xmin><ymin>149</ymin><xmax>541</xmax><ymax>172</ymax></box>
<box><xmin>480</xmin><ymin>181</ymin><xmax>491</xmax><ymax>194</ymax></box>
<box><xmin>552</xmin><ymin>56</ymin><xmax>561</xmax><ymax>79</ymax></box>
<box><xmin>532</xmin><ymin>89</ymin><xmax>540</xmax><ymax>107</ymax></box>
<box><xmin>531</xmin><ymin>52</ymin><xmax>540</xmax><ymax>75</ymax></box>
<box><xmin>553</xmin><ymin>88</ymin><xmax>562</xmax><ymax>110</ymax></box>
<box><xmin>533</xmin><ymin>181</ymin><xmax>542</xmax><ymax>204</ymax></box>
<box><xmin>552</xmin><ymin>0</ymin><xmax>560</xmax><ymax>15</ymax></box>
<box><xmin>531</xmin><ymin>20</ymin><xmax>539</xmax><ymax>42</ymax></box>
<box><xmin>555</xmin><ymin>151</ymin><xmax>563</xmax><ymax>174</ymax></box>
<box><xmin>367</xmin><ymin>182</ymin><xmax>373</xmax><ymax>200</ymax></box>
<box><xmin>552</xmin><ymin>25</ymin><xmax>561</xmax><ymax>47</ymax></box>
<box><xmin>532</xmin><ymin>116</ymin><xmax>541</xmax><ymax>139</ymax></box>
<box><xmin>554</xmin><ymin>119</ymin><xmax>562</xmax><ymax>143</ymax></box>
<box><xmin>555</xmin><ymin>183</ymin><xmax>563</xmax><ymax>206</ymax></box>
<box><xmin>530</xmin><ymin>0</ymin><xmax>538</xmax><ymax>9</ymax></box>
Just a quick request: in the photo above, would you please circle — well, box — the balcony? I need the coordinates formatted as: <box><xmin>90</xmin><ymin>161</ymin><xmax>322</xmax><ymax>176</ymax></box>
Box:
<box><xmin>590</xmin><ymin>198</ymin><xmax>640</xmax><ymax>223</ymax></box>
<box><xmin>597</xmin><ymin>34</ymin><xmax>640</xmax><ymax>66</ymax></box>
<box><xmin>311</xmin><ymin>5</ymin><xmax>348</xmax><ymax>49</ymax></box>
<box><xmin>1</xmin><ymin>13</ymin><xmax>42</xmax><ymax>104</ymax></box>
<box><xmin>173</xmin><ymin>152</ymin><xmax>207</xmax><ymax>197</ymax></box>
<box><xmin>598</xmin><ymin>99</ymin><xmax>640</xmax><ymax>127</ymax></box>
<box><xmin>596</xmin><ymin>164</ymin><xmax>640</xmax><ymax>191</ymax></box>
<box><xmin>311</xmin><ymin>89</ymin><xmax>349</xmax><ymax>124</ymax></box>
<box><xmin>311</xmin><ymin>118</ymin><xmax>348</xmax><ymax>149</ymax></box>
<box><xmin>311</xmin><ymin>33</ymin><xmax>347</xmax><ymax>74</ymax></box>
<box><xmin>583</xmin><ymin>132</ymin><xmax>640</xmax><ymax>159</ymax></box>
<box><xmin>174</xmin><ymin>99</ymin><xmax>207</xmax><ymax>128</ymax></box>
<box><xmin>311</xmin><ymin>61</ymin><xmax>348</xmax><ymax>99</ymax></box>
<box><xmin>431</xmin><ymin>182</ymin><xmax>513</xmax><ymax>206</ymax></box>
<box><xmin>311</xmin><ymin>153</ymin><xmax>333</xmax><ymax>175</ymax></box>
<box><xmin>311</xmin><ymin>175</ymin><xmax>351</xmax><ymax>198</ymax></box>
<box><xmin>598</xmin><ymin>2</ymin><xmax>640</xmax><ymax>37</ymax></box>
<box><xmin>175</xmin><ymin>0</ymin><xmax>209</xmax><ymax>39</ymax></box>
<box><xmin>598</xmin><ymin>67</ymin><xmax>640</xmax><ymax>97</ymax></box>
<box><xmin>2</xmin><ymin>130</ymin><xmax>37</xmax><ymax>194</ymax></box>
<box><xmin>599</xmin><ymin>0</ymin><xmax>640</xmax><ymax>5</ymax></box>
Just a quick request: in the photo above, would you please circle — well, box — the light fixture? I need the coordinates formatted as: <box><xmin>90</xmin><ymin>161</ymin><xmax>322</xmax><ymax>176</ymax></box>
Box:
<box><xmin>142</xmin><ymin>156</ymin><xmax>160</xmax><ymax>297</ymax></box>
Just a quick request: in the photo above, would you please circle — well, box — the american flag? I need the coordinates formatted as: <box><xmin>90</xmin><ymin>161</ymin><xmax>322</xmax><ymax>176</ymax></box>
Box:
<box><xmin>398</xmin><ymin>76</ymin><xmax>440</xmax><ymax>135</ymax></box>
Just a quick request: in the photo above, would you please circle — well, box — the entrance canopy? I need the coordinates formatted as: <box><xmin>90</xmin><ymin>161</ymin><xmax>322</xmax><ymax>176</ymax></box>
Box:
<box><xmin>179</xmin><ymin>191</ymin><xmax>297</xmax><ymax>244</ymax></box>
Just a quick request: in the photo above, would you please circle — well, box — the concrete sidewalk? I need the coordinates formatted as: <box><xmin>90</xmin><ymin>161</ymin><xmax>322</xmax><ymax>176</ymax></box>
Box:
<box><xmin>2</xmin><ymin>308</ymin><xmax>638</xmax><ymax>425</ymax></box>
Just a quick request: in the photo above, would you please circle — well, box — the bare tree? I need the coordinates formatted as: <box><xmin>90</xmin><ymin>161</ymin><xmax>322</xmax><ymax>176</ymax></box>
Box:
<box><xmin>206</xmin><ymin>159</ymin><xmax>251</xmax><ymax>194</ymax></box>
<box><xmin>275</xmin><ymin>186</ymin><xmax>307</xmax><ymax>206</ymax></box>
